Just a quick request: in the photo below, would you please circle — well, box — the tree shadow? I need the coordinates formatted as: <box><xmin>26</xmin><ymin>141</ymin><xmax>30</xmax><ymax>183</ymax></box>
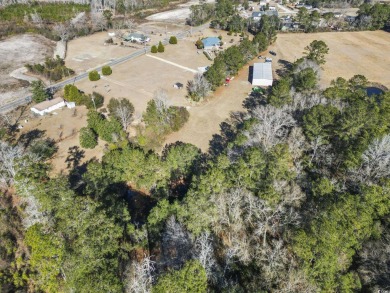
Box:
<box><xmin>127</xmin><ymin>188</ymin><xmax>157</xmax><ymax>225</ymax></box>
<box><xmin>243</xmin><ymin>93</ymin><xmax>267</xmax><ymax>110</ymax></box>
<box><xmin>65</xmin><ymin>146</ymin><xmax>85</xmax><ymax>169</ymax></box>
<box><xmin>18</xmin><ymin>129</ymin><xmax>46</xmax><ymax>148</ymax></box>
<box><xmin>276</xmin><ymin>59</ymin><xmax>293</xmax><ymax>77</ymax></box>
<box><xmin>209</xmin><ymin>121</ymin><xmax>236</xmax><ymax>157</ymax></box>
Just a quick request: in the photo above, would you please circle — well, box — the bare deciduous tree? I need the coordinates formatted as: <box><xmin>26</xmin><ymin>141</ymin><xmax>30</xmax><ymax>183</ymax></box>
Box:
<box><xmin>194</xmin><ymin>232</ymin><xmax>216</xmax><ymax>279</ymax></box>
<box><xmin>115</xmin><ymin>104</ymin><xmax>133</xmax><ymax>130</ymax></box>
<box><xmin>54</xmin><ymin>22</ymin><xmax>73</xmax><ymax>42</ymax></box>
<box><xmin>355</xmin><ymin>134</ymin><xmax>390</xmax><ymax>181</ymax></box>
<box><xmin>91</xmin><ymin>12</ymin><xmax>107</xmax><ymax>32</ymax></box>
<box><xmin>0</xmin><ymin>141</ymin><xmax>23</xmax><ymax>187</ymax></box>
<box><xmin>187</xmin><ymin>73</ymin><xmax>210</xmax><ymax>101</ymax></box>
<box><xmin>125</xmin><ymin>255</ymin><xmax>155</xmax><ymax>293</ymax></box>
<box><xmin>125</xmin><ymin>18</ymin><xmax>137</xmax><ymax>32</ymax></box>
<box><xmin>246</xmin><ymin>106</ymin><xmax>295</xmax><ymax>150</ymax></box>
<box><xmin>160</xmin><ymin>215</ymin><xmax>192</xmax><ymax>269</ymax></box>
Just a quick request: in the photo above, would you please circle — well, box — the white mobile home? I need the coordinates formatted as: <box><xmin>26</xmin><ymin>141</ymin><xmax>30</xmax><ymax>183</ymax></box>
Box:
<box><xmin>252</xmin><ymin>62</ymin><xmax>273</xmax><ymax>87</ymax></box>
<box><xmin>31</xmin><ymin>97</ymin><xmax>67</xmax><ymax>116</ymax></box>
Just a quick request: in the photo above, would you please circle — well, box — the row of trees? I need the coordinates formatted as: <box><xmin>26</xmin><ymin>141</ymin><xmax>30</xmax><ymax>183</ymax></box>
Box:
<box><xmin>25</xmin><ymin>56</ymin><xmax>75</xmax><ymax>82</ymax></box>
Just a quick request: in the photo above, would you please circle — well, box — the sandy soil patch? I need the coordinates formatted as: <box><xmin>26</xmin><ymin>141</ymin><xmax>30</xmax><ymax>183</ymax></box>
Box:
<box><xmin>270</xmin><ymin>30</ymin><xmax>390</xmax><ymax>88</ymax></box>
<box><xmin>0</xmin><ymin>34</ymin><xmax>55</xmax><ymax>105</ymax></box>
<box><xmin>146</xmin><ymin>0</ymin><xmax>215</xmax><ymax>23</ymax></box>
<box><xmin>18</xmin><ymin>106</ymin><xmax>104</xmax><ymax>174</ymax></box>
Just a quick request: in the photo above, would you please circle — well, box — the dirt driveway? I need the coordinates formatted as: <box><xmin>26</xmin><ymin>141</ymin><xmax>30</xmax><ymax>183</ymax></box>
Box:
<box><xmin>270</xmin><ymin>30</ymin><xmax>390</xmax><ymax>88</ymax></box>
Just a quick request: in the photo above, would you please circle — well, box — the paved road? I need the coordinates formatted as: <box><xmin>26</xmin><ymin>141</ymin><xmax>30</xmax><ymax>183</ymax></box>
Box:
<box><xmin>0</xmin><ymin>26</ymin><xmax>202</xmax><ymax>114</ymax></box>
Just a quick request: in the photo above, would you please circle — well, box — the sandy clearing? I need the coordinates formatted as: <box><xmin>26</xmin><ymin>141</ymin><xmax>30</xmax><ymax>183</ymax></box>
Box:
<box><xmin>146</xmin><ymin>0</ymin><xmax>215</xmax><ymax>22</ymax></box>
<box><xmin>0</xmin><ymin>34</ymin><xmax>55</xmax><ymax>105</ymax></box>
<box><xmin>270</xmin><ymin>30</ymin><xmax>390</xmax><ymax>88</ymax></box>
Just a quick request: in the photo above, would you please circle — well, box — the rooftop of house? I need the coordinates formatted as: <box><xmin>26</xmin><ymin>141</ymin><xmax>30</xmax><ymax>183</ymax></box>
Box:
<box><xmin>202</xmin><ymin>37</ymin><xmax>221</xmax><ymax>47</ymax></box>
<box><xmin>124</xmin><ymin>33</ymin><xmax>147</xmax><ymax>39</ymax></box>
<box><xmin>253</xmin><ymin>62</ymin><xmax>273</xmax><ymax>80</ymax></box>
<box><xmin>32</xmin><ymin>97</ymin><xmax>64</xmax><ymax>111</ymax></box>
<box><xmin>252</xmin><ymin>10</ymin><xmax>279</xmax><ymax>17</ymax></box>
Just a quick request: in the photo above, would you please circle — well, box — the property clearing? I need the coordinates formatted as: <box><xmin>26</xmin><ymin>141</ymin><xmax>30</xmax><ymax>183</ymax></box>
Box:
<box><xmin>18</xmin><ymin>105</ymin><xmax>104</xmax><ymax>175</ymax></box>
<box><xmin>270</xmin><ymin>30</ymin><xmax>390</xmax><ymax>88</ymax></box>
<box><xmin>0</xmin><ymin>34</ymin><xmax>55</xmax><ymax>106</ymax></box>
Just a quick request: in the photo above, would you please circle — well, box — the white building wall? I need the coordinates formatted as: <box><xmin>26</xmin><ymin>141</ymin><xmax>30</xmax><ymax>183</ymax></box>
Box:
<box><xmin>31</xmin><ymin>101</ymin><xmax>66</xmax><ymax>116</ymax></box>
<box><xmin>252</xmin><ymin>78</ymin><xmax>273</xmax><ymax>86</ymax></box>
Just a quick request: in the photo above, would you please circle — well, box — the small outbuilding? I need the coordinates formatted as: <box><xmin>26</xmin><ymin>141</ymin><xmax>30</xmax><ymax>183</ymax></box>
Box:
<box><xmin>202</xmin><ymin>37</ymin><xmax>221</xmax><ymax>50</ymax></box>
<box><xmin>31</xmin><ymin>97</ymin><xmax>74</xmax><ymax>116</ymax></box>
<box><xmin>252</xmin><ymin>62</ymin><xmax>273</xmax><ymax>87</ymax></box>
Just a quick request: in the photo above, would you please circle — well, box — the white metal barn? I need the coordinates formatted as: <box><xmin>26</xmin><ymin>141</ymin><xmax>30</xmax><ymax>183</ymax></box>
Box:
<box><xmin>31</xmin><ymin>97</ymin><xmax>66</xmax><ymax>116</ymax></box>
<box><xmin>252</xmin><ymin>62</ymin><xmax>273</xmax><ymax>87</ymax></box>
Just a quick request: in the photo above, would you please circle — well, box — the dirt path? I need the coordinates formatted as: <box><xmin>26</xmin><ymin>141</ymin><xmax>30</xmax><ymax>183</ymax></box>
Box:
<box><xmin>145</xmin><ymin>54</ymin><xmax>198</xmax><ymax>73</ymax></box>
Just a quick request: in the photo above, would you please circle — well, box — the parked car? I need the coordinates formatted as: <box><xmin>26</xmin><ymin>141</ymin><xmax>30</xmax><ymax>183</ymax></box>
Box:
<box><xmin>269</xmin><ymin>50</ymin><xmax>277</xmax><ymax>56</ymax></box>
<box><xmin>265</xmin><ymin>57</ymin><xmax>272</xmax><ymax>62</ymax></box>
<box><xmin>258</xmin><ymin>55</ymin><xmax>264</xmax><ymax>59</ymax></box>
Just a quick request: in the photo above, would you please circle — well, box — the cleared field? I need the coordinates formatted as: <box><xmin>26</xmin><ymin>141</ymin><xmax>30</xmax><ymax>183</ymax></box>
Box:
<box><xmin>270</xmin><ymin>31</ymin><xmax>390</xmax><ymax>88</ymax></box>
<box><xmin>18</xmin><ymin>106</ymin><xmax>104</xmax><ymax>174</ymax></box>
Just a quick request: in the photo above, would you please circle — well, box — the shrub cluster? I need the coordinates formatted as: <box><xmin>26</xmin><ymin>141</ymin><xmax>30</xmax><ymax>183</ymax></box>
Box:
<box><xmin>169</xmin><ymin>36</ymin><xmax>177</xmax><ymax>44</ymax></box>
<box><xmin>88</xmin><ymin>70</ymin><xmax>100</xmax><ymax>81</ymax></box>
<box><xmin>158</xmin><ymin>41</ymin><xmax>165</xmax><ymax>52</ymax></box>
<box><xmin>64</xmin><ymin>85</ymin><xmax>104</xmax><ymax>109</ymax></box>
<box><xmin>101</xmin><ymin>66</ymin><xmax>112</xmax><ymax>76</ymax></box>
<box><xmin>79</xmin><ymin>127</ymin><xmax>98</xmax><ymax>149</ymax></box>
<box><xmin>25</xmin><ymin>56</ymin><xmax>75</xmax><ymax>82</ymax></box>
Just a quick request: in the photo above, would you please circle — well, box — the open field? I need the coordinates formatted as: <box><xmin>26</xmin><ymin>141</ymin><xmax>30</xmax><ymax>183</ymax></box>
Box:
<box><xmin>72</xmin><ymin>38</ymin><xmax>215</xmax><ymax>118</ymax></box>
<box><xmin>0</xmin><ymin>34</ymin><xmax>55</xmax><ymax>106</ymax></box>
<box><xmin>65</xmin><ymin>23</ymin><xmax>189</xmax><ymax>74</ymax></box>
<box><xmin>270</xmin><ymin>30</ymin><xmax>390</xmax><ymax>88</ymax></box>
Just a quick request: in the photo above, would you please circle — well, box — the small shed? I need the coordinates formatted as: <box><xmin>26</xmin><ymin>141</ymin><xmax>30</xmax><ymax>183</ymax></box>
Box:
<box><xmin>252</xmin><ymin>62</ymin><xmax>273</xmax><ymax>87</ymax></box>
<box><xmin>31</xmin><ymin>97</ymin><xmax>66</xmax><ymax>116</ymax></box>
<box><xmin>202</xmin><ymin>37</ymin><xmax>221</xmax><ymax>50</ymax></box>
